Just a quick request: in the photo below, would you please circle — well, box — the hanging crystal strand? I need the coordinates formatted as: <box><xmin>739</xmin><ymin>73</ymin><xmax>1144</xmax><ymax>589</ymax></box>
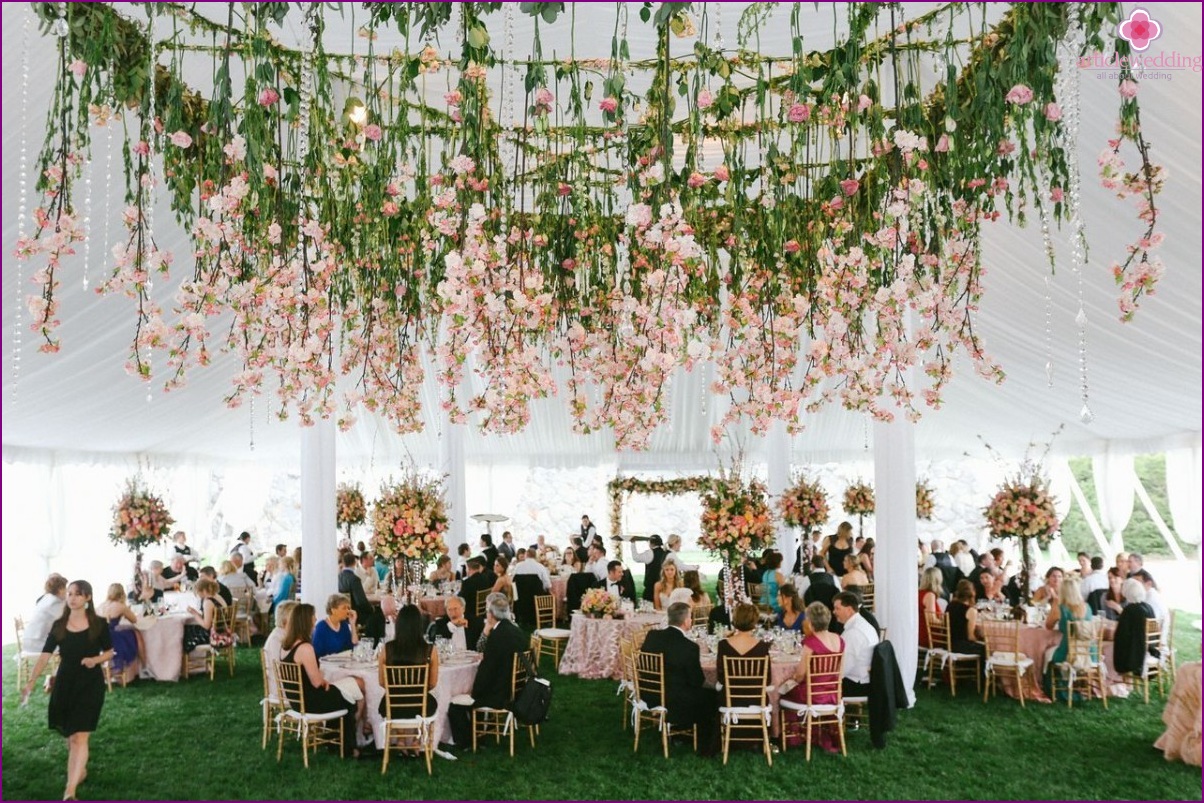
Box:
<box><xmin>249</xmin><ymin>394</ymin><xmax>256</xmax><ymax>451</ymax></box>
<box><xmin>502</xmin><ymin>2</ymin><xmax>516</xmax><ymax>174</ymax></box>
<box><xmin>82</xmin><ymin>155</ymin><xmax>92</xmax><ymax>291</ymax></box>
<box><xmin>1043</xmin><ymin>276</ymin><xmax>1054</xmax><ymax>387</ymax></box>
<box><xmin>13</xmin><ymin>12</ymin><xmax>32</xmax><ymax>404</ymax></box>
<box><xmin>1059</xmin><ymin>11</ymin><xmax>1091</xmax><ymax>423</ymax></box>
<box><xmin>101</xmin><ymin>124</ymin><xmax>114</xmax><ymax>278</ymax></box>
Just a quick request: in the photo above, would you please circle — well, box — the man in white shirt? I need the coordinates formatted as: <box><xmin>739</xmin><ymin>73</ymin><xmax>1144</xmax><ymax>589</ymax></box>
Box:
<box><xmin>262</xmin><ymin>601</ymin><xmax>297</xmax><ymax>698</ymax></box>
<box><xmin>511</xmin><ymin>548</ymin><xmax>551</xmax><ymax>590</ymax></box>
<box><xmin>1134</xmin><ymin>569</ymin><xmax>1167</xmax><ymax>625</ymax></box>
<box><xmin>586</xmin><ymin>544</ymin><xmax>609</xmax><ymax>583</ymax></box>
<box><xmin>24</xmin><ymin>574</ymin><xmax>68</xmax><ymax>652</ymax></box>
<box><xmin>832</xmin><ymin>591</ymin><xmax>878</xmax><ymax>697</ymax></box>
<box><xmin>356</xmin><ymin>551</ymin><xmax>381</xmax><ymax>599</ymax></box>
<box><xmin>1078</xmin><ymin>554</ymin><xmax>1108</xmax><ymax>597</ymax></box>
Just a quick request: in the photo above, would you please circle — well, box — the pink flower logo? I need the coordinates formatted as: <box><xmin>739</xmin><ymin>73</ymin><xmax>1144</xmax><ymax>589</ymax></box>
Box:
<box><xmin>1119</xmin><ymin>8</ymin><xmax>1161</xmax><ymax>52</ymax></box>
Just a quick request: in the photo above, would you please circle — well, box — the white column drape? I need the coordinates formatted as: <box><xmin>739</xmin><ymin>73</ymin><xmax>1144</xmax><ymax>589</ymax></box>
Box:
<box><xmin>1165</xmin><ymin>443</ymin><xmax>1202</xmax><ymax>545</ymax></box>
<box><xmin>873</xmin><ymin>416</ymin><xmax>918</xmax><ymax>707</ymax></box>
<box><xmin>1092</xmin><ymin>449</ymin><xmax>1136</xmax><ymax>553</ymax></box>
<box><xmin>442</xmin><ymin>419</ymin><xmax>467</xmax><ymax>550</ymax></box>
<box><xmin>300</xmin><ymin>420</ymin><xmax>338</xmax><ymax>608</ymax></box>
<box><xmin>1047</xmin><ymin>457</ymin><xmax>1076</xmax><ymax>566</ymax></box>
<box><xmin>766</xmin><ymin>421</ymin><xmax>794</xmax><ymax>568</ymax></box>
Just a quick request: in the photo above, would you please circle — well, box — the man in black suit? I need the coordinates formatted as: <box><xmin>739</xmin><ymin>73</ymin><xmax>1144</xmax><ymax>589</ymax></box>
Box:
<box><xmin>478</xmin><ymin>533</ymin><xmax>499</xmax><ymax>571</ymax></box>
<box><xmin>603</xmin><ymin>560</ymin><xmax>637</xmax><ymax>604</ymax></box>
<box><xmin>498</xmin><ymin>531</ymin><xmax>516</xmax><ymax>562</ymax></box>
<box><xmin>337</xmin><ymin>551</ymin><xmax>372</xmax><ymax>622</ymax></box>
<box><xmin>630</xmin><ymin>534</ymin><xmax>667</xmax><ymax>603</ymax></box>
<box><xmin>447</xmin><ymin>593</ymin><xmax>530</xmax><ymax>748</ymax></box>
<box><xmin>803</xmin><ymin>558</ymin><xmax>839</xmax><ymax>610</ymax></box>
<box><xmin>639</xmin><ymin>603</ymin><xmax>719</xmax><ymax>756</ymax></box>
<box><xmin>459</xmin><ymin>558</ymin><xmax>494</xmax><ymax>619</ymax></box>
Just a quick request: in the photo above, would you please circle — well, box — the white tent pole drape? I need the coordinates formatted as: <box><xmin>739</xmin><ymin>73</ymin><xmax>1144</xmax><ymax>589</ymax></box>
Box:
<box><xmin>1092</xmin><ymin>449</ymin><xmax>1136</xmax><ymax>554</ymax></box>
<box><xmin>874</xmin><ymin>414</ymin><xmax>918</xmax><ymax>706</ymax></box>
<box><xmin>1047</xmin><ymin>457</ymin><xmax>1076</xmax><ymax>566</ymax></box>
<box><xmin>442</xmin><ymin>418</ymin><xmax>467</xmax><ymax>550</ymax></box>
<box><xmin>767</xmin><ymin>421</ymin><xmax>794</xmax><ymax>568</ymax></box>
<box><xmin>300</xmin><ymin>420</ymin><xmax>337</xmax><ymax>608</ymax></box>
<box><xmin>1165</xmin><ymin>443</ymin><xmax>1202</xmax><ymax>546</ymax></box>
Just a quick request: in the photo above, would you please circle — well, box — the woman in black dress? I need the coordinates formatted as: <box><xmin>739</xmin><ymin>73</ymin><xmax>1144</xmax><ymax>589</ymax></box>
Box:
<box><xmin>377</xmin><ymin>604</ymin><xmax>439</xmax><ymax>753</ymax></box>
<box><xmin>823</xmin><ymin>521</ymin><xmax>856</xmax><ymax>579</ymax></box>
<box><xmin>22</xmin><ymin>580</ymin><xmax>114</xmax><ymax>801</ymax></box>
<box><xmin>280</xmin><ymin>603</ymin><xmax>363</xmax><ymax>758</ymax></box>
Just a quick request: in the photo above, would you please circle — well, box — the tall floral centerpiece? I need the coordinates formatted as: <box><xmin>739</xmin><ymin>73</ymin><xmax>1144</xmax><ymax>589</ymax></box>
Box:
<box><xmin>700</xmin><ymin>476</ymin><xmax>774</xmax><ymax>610</ymax></box>
<box><xmin>983</xmin><ymin>472</ymin><xmax>1060</xmax><ymax>605</ymax></box>
<box><xmin>915</xmin><ymin>481</ymin><xmax>936</xmax><ymax>521</ymax></box>
<box><xmin>109</xmin><ymin>478</ymin><xmax>174</xmax><ymax>554</ymax></box>
<box><xmin>843</xmin><ymin>481</ymin><xmax>875</xmax><ymax>539</ymax></box>
<box><xmin>371</xmin><ymin>473</ymin><xmax>449</xmax><ymax>599</ymax></box>
<box><xmin>778</xmin><ymin>475</ymin><xmax>830</xmax><ymax>564</ymax></box>
<box><xmin>336</xmin><ymin>483</ymin><xmax>367</xmax><ymax>541</ymax></box>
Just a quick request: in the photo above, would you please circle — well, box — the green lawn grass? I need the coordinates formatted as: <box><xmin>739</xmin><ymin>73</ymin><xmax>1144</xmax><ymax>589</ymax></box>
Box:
<box><xmin>4</xmin><ymin>613</ymin><xmax>1200</xmax><ymax>801</ymax></box>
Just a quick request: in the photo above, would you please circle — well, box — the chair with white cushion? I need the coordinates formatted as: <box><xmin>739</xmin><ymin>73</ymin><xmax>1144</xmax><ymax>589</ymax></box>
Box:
<box><xmin>718</xmin><ymin>654</ymin><xmax>773</xmax><ymax>766</ymax></box>
<box><xmin>778</xmin><ymin>651</ymin><xmax>846</xmax><ymax>761</ymax></box>
<box><xmin>532</xmin><ymin>595</ymin><xmax>571</xmax><ymax>671</ymax></box>
<box><xmin>381</xmin><ymin>664</ymin><xmax>437</xmax><ymax>775</ymax></box>
<box><xmin>273</xmin><ymin>660</ymin><xmax>347</xmax><ymax>768</ymax></box>
<box><xmin>924</xmin><ymin>611</ymin><xmax>981</xmax><ymax>696</ymax></box>
<box><xmin>982</xmin><ymin>620</ymin><xmax>1035</xmax><ymax>706</ymax></box>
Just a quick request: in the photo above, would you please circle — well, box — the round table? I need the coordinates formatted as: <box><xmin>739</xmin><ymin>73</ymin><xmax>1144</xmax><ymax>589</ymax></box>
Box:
<box><xmin>977</xmin><ymin>618</ymin><xmax>1123</xmax><ymax>702</ymax></box>
<box><xmin>134</xmin><ymin>613</ymin><xmax>190</xmax><ymax>682</ymax></box>
<box><xmin>558</xmin><ymin>611</ymin><xmax>667</xmax><ymax>680</ymax></box>
<box><xmin>321</xmin><ymin>652</ymin><xmax>482</xmax><ymax>749</ymax></box>
<box><xmin>700</xmin><ymin>648</ymin><xmax>798</xmax><ymax>735</ymax></box>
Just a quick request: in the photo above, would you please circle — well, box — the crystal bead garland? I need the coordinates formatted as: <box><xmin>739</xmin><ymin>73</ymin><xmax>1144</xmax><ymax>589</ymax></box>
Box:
<box><xmin>144</xmin><ymin>13</ymin><xmax>156</xmax><ymax>403</ymax></box>
<box><xmin>13</xmin><ymin>11</ymin><xmax>31</xmax><ymax>404</ymax></box>
<box><xmin>82</xmin><ymin>154</ymin><xmax>92</xmax><ymax>291</ymax></box>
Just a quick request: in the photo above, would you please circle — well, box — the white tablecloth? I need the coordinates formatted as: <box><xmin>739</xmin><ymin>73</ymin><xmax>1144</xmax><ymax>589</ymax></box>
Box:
<box><xmin>136</xmin><ymin>613</ymin><xmax>191</xmax><ymax>681</ymax></box>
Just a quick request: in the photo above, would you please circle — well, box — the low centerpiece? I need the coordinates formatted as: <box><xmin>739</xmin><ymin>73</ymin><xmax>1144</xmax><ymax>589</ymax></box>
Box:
<box><xmin>580</xmin><ymin>587</ymin><xmax>618</xmax><ymax>619</ymax></box>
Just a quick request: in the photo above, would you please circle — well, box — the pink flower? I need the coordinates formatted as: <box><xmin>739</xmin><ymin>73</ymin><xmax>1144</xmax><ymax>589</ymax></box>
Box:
<box><xmin>363</xmin><ymin>124</ymin><xmax>383</xmax><ymax>142</ymax></box>
<box><xmin>1005</xmin><ymin>84</ymin><xmax>1034</xmax><ymax>105</ymax></box>
<box><xmin>1044</xmin><ymin>102</ymin><xmax>1062</xmax><ymax>122</ymax></box>
<box><xmin>784</xmin><ymin>240</ymin><xmax>801</xmax><ymax>254</ymax></box>
<box><xmin>1050</xmin><ymin>187</ymin><xmax>1064</xmax><ymax>203</ymax></box>
<box><xmin>697</xmin><ymin>89</ymin><xmax>714</xmax><ymax>110</ymax></box>
<box><xmin>935</xmin><ymin>134</ymin><xmax>950</xmax><ymax>153</ymax></box>
<box><xmin>557</xmin><ymin>182</ymin><xmax>572</xmax><ymax>196</ymax></box>
<box><xmin>382</xmin><ymin>201</ymin><xmax>400</xmax><ymax>217</ymax></box>
<box><xmin>687</xmin><ymin>172</ymin><xmax>706</xmax><ymax>189</ymax></box>
<box><xmin>169</xmin><ymin>131</ymin><xmax>193</xmax><ymax>148</ymax></box>
<box><xmin>257</xmin><ymin>87</ymin><xmax>280</xmax><ymax>107</ymax></box>
<box><xmin>599</xmin><ymin>96</ymin><xmax>618</xmax><ymax>114</ymax></box>
<box><xmin>1119</xmin><ymin>80</ymin><xmax>1139</xmax><ymax>99</ymax></box>
<box><xmin>714</xmin><ymin>164</ymin><xmax>730</xmax><ymax>182</ymax></box>
<box><xmin>535</xmin><ymin>87</ymin><xmax>554</xmax><ymax>108</ymax></box>
<box><xmin>70</xmin><ymin>59</ymin><xmax>87</xmax><ymax>78</ymax></box>
<box><xmin>133</xmin><ymin>140</ymin><xmax>150</xmax><ymax>156</ymax></box>
<box><xmin>787</xmin><ymin>103</ymin><xmax>811</xmax><ymax>123</ymax></box>
<box><xmin>857</xmin><ymin>94</ymin><xmax>872</xmax><ymax>112</ymax></box>
<box><xmin>840</xmin><ymin>178</ymin><xmax>860</xmax><ymax>196</ymax></box>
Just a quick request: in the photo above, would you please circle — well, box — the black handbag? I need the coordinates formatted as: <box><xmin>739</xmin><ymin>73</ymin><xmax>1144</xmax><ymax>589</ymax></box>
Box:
<box><xmin>510</xmin><ymin>652</ymin><xmax>552</xmax><ymax>725</ymax></box>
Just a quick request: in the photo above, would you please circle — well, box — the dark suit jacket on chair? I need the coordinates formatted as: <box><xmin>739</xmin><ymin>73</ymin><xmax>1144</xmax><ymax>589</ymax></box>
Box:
<box><xmin>471</xmin><ymin>619</ymin><xmax>529</xmax><ymax>710</ymax></box>
<box><xmin>565</xmin><ymin>571</ymin><xmax>599</xmax><ymax>613</ymax></box>
<box><xmin>639</xmin><ymin>626</ymin><xmax>709</xmax><ymax>727</ymax></box>
<box><xmin>460</xmin><ymin>573</ymin><xmax>494</xmax><ymax>618</ymax></box>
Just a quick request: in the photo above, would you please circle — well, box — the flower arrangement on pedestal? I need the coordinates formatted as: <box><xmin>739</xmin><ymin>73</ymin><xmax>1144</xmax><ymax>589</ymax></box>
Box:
<box><xmin>109</xmin><ymin>478</ymin><xmax>174</xmax><ymax>553</ymax></box>
<box><xmin>915</xmin><ymin>481</ymin><xmax>936</xmax><ymax>521</ymax></box>
<box><xmin>370</xmin><ymin>473</ymin><xmax>448</xmax><ymax>564</ymax></box>
<box><xmin>700</xmin><ymin>475</ymin><xmax>774</xmax><ymax>610</ymax></box>
<box><xmin>778</xmin><ymin>475</ymin><xmax>830</xmax><ymax>530</ymax></box>
<box><xmin>336</xmin><ymin>483</ymin><xmax>367</xmax><ymax>539</ymax></box>
<box><xmin>843</xmin><ymin>480</ymin><xmax>875</xmax><ymax>537</ymax></box>
<box><xmin>580</xmin><ymin>588</ymin><xmax>618</xmax><ymax>619</ymax></box>
<box><xmin>984</xmin><ymin>472</ymin><xmax>1060</xmax><ymax>604</ymax></box>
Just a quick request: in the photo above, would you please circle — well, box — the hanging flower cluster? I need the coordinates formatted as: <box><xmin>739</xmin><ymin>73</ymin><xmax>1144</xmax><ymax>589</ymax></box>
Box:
<box><xmin>370</xmin><ymin>473</ymin><xmax>448</xmax><ymax>562</ymax></box>
<box><xmin>983</xmin><ymin>474</ymin><xmax>1060</xmax><ymax>548</ymax></box>
<box><xmin>915</xmin><ymin>481</ymin><xmax>935</xmax><ymax>521</ymax></box>
<box><xmin>698</xmin><ymin>477</ymin><xmax>774</xmax><ymax>563</ymax></box>
<box><xmin>336</xmin><ymin>484</ymin><xmax>367</xmax><ymax>528</ymax></box>
<box><xmin>843</xmin><ymin>481</ymin><xmax>875</xmax><ymax>517</ymax></box>
<box><xmin>109</xmin><ymin>478</ymin><xmax>174</xmax><ymax>553</ymax></box>
<box><xmin>778</xmin><ymin>475</ymin><xmax>830</xmax><ymax>530</ymax></box>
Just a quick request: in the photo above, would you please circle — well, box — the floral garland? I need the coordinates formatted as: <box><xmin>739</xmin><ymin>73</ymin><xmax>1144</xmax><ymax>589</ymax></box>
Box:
<box><xmin>580</xmin><ymin>587</ymin><xmax>618</xmax><ymax>617</ymax></box>
<box><xmin>698</xmin><ymin>477</ymin><xmax>774</xmax><ymax>564</ymax></box>
<box><xmin>843</xmin><ymin>481</ymin><xmax>875</xmax><ymax>517</ymax></box>
<box><xmin>608</xmin><ymin>475</ymin><xmax>714</xmax><ymax>544</ymax></box>
<box><xmin>778</xmin><ymin>475</ymin><xmax>830</xmax><ymax>530</ymax></box>
<box><xmin>983</xmin><ymin>474</ymin><xmax>1060</xmax><ymax>548</ymax></box>
<box><xmin>109</xmin><ymin>478</ymin><xmax>174</xmax><ymax>553</ymax></box>
<box><xmin>336</xmin><ymin>483</ymin><xmax>367</xmax><ymax>528</ymax></box>
<box><xmin>370</xmin><ymin>473</ymin><xmax>448</xmax><ymax>562</ymax></box>
<box><xmin>915</xmin><ymin>481</ymin><xmax>935</xmax><ymax>521</ymax></box>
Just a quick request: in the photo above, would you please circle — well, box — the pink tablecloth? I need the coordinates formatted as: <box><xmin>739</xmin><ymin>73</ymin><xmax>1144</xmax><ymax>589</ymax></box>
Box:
<box><xmin>559</xmin><ymin>612</ymin><xmax>667</xmax><ymax>680</ymax></box>
<box><xmin>138</xmin><ymin>614</ymin><xmax>188</xmax><ymax>682</ymax></box>
<box><xmin>1154</xmin><ymin>661</ymin><xmax>1202</xmax><ymax>766</ymax></box>
<box><xmin>322</xmin><ymin>652</ymin><xmax>481</xmax><ymax>749</ymax></box>
<box><xmin>979</xmin><ymin>619</ymin><xmax>1125</xmax><ymax>703</ymax></box>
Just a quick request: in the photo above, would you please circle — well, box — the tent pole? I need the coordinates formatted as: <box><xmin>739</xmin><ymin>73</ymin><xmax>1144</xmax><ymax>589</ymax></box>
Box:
<box><xmin>874</xmin><ymin>408</ymin><xmax>918</xmax><ymax>706</ymax></box>
<box><xmin>300</xmin><ymin>419</ymin><xmax>338</xmax><ymax>608</ymax></box>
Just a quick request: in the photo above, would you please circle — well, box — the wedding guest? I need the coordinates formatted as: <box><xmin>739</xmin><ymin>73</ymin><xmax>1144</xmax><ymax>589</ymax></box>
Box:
<box><xmin>949</xmin><ymin>541</ymin><xmax>975</xmax><ymax>577</ymax></box>
<box><xmin>639</xmin><ymin>602</ymin><xmax>719</xmax><ymax>757</ymax></box>
<box><xmin>1132</xmin><ymin>569</ymin><xmax>1167</xmax><ymax>625</ymax></box>
<box><xmin>447</xmin><ymin>594</ymin><xmax>529</xmax><ymax>750</ymax></box>
<box><xmin>491</xmin><ymin>556</ymin><xmax>515</xmax><ymax>603</ymax></box>
<box><xmin>428</xmin><ymin>595</ymin><xmax>477</xmax><ymax>650</ymax></box>
<box><xmin>945</xmin><ymin>580</ymin><xmax>985</xmax><ymax>661</ymax></box>
<box><xmin>160</xmin><ymin>557</ymin><xmax>191</xmax><ymax>589</ymax></box>
<box><xmin>356</xmin><ymin>551</ymin><xmax>381</xmax><ymax>598</ymax></box>
<box><xmin>682</xmin><ymin>570</ymin><xmax>709</xmax><ymax>608</ymax></box>
<box><xmin>21</xmin><ymin>580</ymin><xmax>115</xmax><ymax>801</ymax></box>
<box><xmin>562</xmin><ymin>546</ymin><xmax>581</xmax><ymax>574</ymax></box>
<box><xmin>761</xmin><ymin>551</ymin><xmax>786</xmax><ymax>614</ymax></box>
<box><xmin>280</xmin><ymin>603</ymin><xmax>363</xmax><ymax>759</ymax></box>
<box><xmin>918</xmin><ymin>567</ymin><xmax>945</xmax><ymax>648</ymax></box>
<box><xmin>858</xmin><ymin>537</ymin><xmax>875</xmax><ymax>577</ymax></box>
<box><xmin>459</xmin><ymin>558</ymin><xmax>494</xmax><ymax>618</ymax></box>
<box><xmin>1079</xmin><ymin>555</ymin><xmax>1108</xmax><ymax>597</ymax></box>
<box><xmin>263</xmin><ymin>601</ymin><xmax>297</xmax><ymax>698</ymax></box>
<box><xmin>967</xmin><ymin>552</ymin><xmax>996</xmax><ymax>602</ymax></box>
<box><xmin>378</xmin><ymin>604</ymin><xmax>439</xmax><ymax>733</ymax></box>
<box><xmin>653</xmin><ymin>561</ymin><xmax>684</xmax><ymax>611</ymax></box>
<box><xmin>97</xmin><ymin>583</ymin><xmax>142</xmax><ymax>682</ymax></box>
<box><xmin>1113</xmin><ymin>579</ymin><xmax>1158</xmax><ymax>675</ymax></box>
<box><xmin>478</xmin><ymin>533</ymin><xmax>499</xmax><ymax>569</ymax></box>
<box><xmin>831</xmin><ymin>592</ymin><xmax>878</xmax><ymax>697</ymax></box>
<box><xmin>429</xmin><ymin>555</ymin><xmax>456</xmax><ymax>584</ymax></box>
<box><xmin>261</xmin><ymin>556</ymin><xmax>280</xmax><ymax>593</ymax></box>
<box><xmin>1031</xmin><ymin>567</ymin><xmax>1065</xmax><ymax>604</ymax></box>
<box><xmin>716</xmin><ymin>603</ymin><xmax>770</xmax><ymax>688</ymax></box>
<box><xmin>512</xmin><ymin>549</ymin><xmax>552</xmax><ymax>591</ymax></box>
<box><xmin>312</xmin><ymin>594</ymin><xmax>359</xmax><ymax>659</ymax></box>
<box><xmin>775</xmin><ymin>584</ymin><xmax>805</xmax><ymax>632</ymax></box>
<box><xmin>24</xmin><ymin>573</ymin><xmax>68</xmax><ymax>652</ymax></box>
<box><xmin>604</xmin><ymin>561</ymin><xmax>637</xmax><ymax>603</ymax></box>
<box><xmin>1126</xmin><ymin>552</ymin><xmax>1145</xmax><ymax>578</ymax></box>
<box><xmin>183</xmin><ymin>579</ymin><xmax>232</xmax><ymax>655</ymax></box>
<box><xmin>498</xmin><ymin>532</ymin><xmax>516</xmax><ymax>562</ymax></box>
<box><xmin>198</xmin><ymin>566</ymin><xmax>234</xmax><ymax>607</ymax></box>
<box><xmin>781</xmin><ymin>601</ymin><xmax>845</xmax><ymax>751</ymax></box>
<box><xmin>1043</xmin><ymin>576</ymin><xmax>1093</xmax><ymax>698</ymax></box>
<box><xmin>455</xmin><ymin>544</ymin><xmax>472</xmax><ymax>580</ymax></box>
<box><xmin>219</xmin><ymin>558</ymin><xmax>256</xmax><ymax>601</ymax></box>
<box><xmin>840</xmin><ymin>553</ymin><xmax>870</xmax><ymax>589</ymax></box>
<box><xmin>822</xmin><ymin>522</ymin><xmax>856</xmax><ymax>579</ymax></box>
<box><xmin>272</xmin><ymin>556</ymin><xmax>297</xmax><ymax>611</ymax></box>
<box><xmin>337</xmin><ymin>552</ymin><xmax>375</xmax><ymax>634</ymax></box>
<box><xmin>803</xmin><ymin>558</ymin><xmax>839</xmax><ymax>611</ymax></box>
<box><xmin>585</xmin><ymin>543</ymin><xmax>609</xmax><ymax>583</ymax></box>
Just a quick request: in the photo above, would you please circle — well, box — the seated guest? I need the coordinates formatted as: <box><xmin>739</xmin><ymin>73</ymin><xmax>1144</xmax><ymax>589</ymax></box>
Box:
<box><xmin>858</xmin><ymin>538</ymin><xmax>875</xmax><ymax>578</ymax></box>
<box><xmin>604</xmin><ymin>560</ymin><xmax>637</xmax><ymax>603</ymax></box>
<box><xmin>280</xmin><ymin>603</ymin><xmax>364</xmax><ymax>759</ymax></box>
<box><xmin>478</xmin><ymin>533</ymin><xmax>499</xmax><ymax>570</ymax></box>
<box><xmin>183</xmin><ymin>578</ymin><xmax>232</xmax><ymax>655</ymax></box>
<box><xmin>428</xmin><ymin>595</ymin><xmax>478</xmax><ymax>650</ymax></box>
<box><xmin>668</xmin><ymin>587</ymin><xmax>696</xmax><ymax>612</ymax></box>
<box><xmin>949</xmin><ymin>541</ymin><xmax>975</xmax><ymax>577</ymax></box>
<box><xmin>761</xmin><ymin>551</ymin><xmax>786</xmax><ymax>614</ymax></box>
<box><xmin>338</xmin><ymin>551</ymin><xmax>381</xmax><ymax>638</ymax></box>
<box><xmin>1131</xmin><ymin>569</ymin><xmax>1167</xmax><ymax>625</ymax></box>
<box><xmin>459</xmin><ymin>558</ymin><xmax>494</xmax><ymax>617</ymax></box>
<box><xmin>260</xmin><ymin>556</ymin><xmax>280</xmax><ymax>593</ymax></box>
<box><xmin>429</xmin><ymin>555</ymin><xmax>456</xmax><ymax>584</ymax></box>
<box><xmin>803</xmin><ymin>558</ymin><xmax>838</xmax><ymax>610</ymax></box>
<box><xmin>967</xmin><ymin>552</ymin><xmax>995</xmax><ymax>602</ymax></box>
<box><xmin>98</xmin><ymin>583</ymin><xmax>142</xmax><ymax>682</ymax></box>
<box><xmin>263</xmin><ymin>601</ymin><xmax>297</xmax><ymax>698</ymax></box>
<box><xmin>585</xmin><ymin>544</ymin><xmax>609</xmax><ymax>583</ymax></box>
<box><xmin>1087</xmin><ymin>566</ymin><xmax>1125</xmax><ymax>621</ymax></box>
<box><xmin>357</xmin><ymin>551</ymin><xmax>381</xmax><ymax>598</ymax></box>
<box><xmin>841</xmin><ymin>553</ymin><xmax>870</xmax><ymax>589</ymax></box>
<box><xmin>716</xmin><ymin>603</ymin><xmax>770</xmax><ymax>688</ymax></box>
<box><xmin>562</xmin><ymin>546</ymin><xmax>581</xmax><ymax>574</ymax></box>
<box><xmin>653</xmin><ymin>562</ymin><xmax>684</xmax><ymax>611</ymax></box>
<box><xmin>1031</xmin><ymin>566</ymin><xmax>1064</xmax><ymax>604</ymax></box>
<box><xmin>512</xmin><ymin>548</ymin><xmax>552</xmax><ymax>591</ymax></box>
<box><xmin>378</xmin><ymin>604</ymin><xmax>439</xmax><ymax>727</ymax></box>
<box><xmin>831</xmin><ymin>591</ymin><xmax>878</xmax><ymax>697</ymax></box>
<box><xmin>219</xmin><ymin>558</ymin><xmax>256</xmax><ymax>601</ymax></box>
<box><xmin>272</xmin><ymin>556</ymin><xmax>297</xmax><ymax>610</ymax></box>
<box><xmin>382</xmin><ymin>556</ymin><xmax>409</xmax><ymax>598</ymax></box>
<box><xmin>454</xmin><ymin>543</ymin><xmax>472</xmax><ymax>580</ymax></box>
<box><xmin>918</xmin><ymin>567</ymin><xmax>945</xmax><ymax>648</ymax></box>
<box><xmin>775</xmin><ymin>584</ymin><xmax>805</xmax><ymax>632</ymax></box>
<box><xmin>945</xmin><ymin>579</ymin><xmax>985</xmax><ymax>661</ymax></box>
<box><xmin>199</xmin><ymin>566</ymin><xmax>234</xmax><ymax>607</ymax></box>
<box><xmin>782</xmin><ymin>601</ymin><xmax>845</xmax><ymax>750</ymax></box>
<box><xmin>447</xmin><ymin>593</ymin><xmax>530</xmax><ymax>749</ymax></box>
<box><xmin>157</xmin><ymin>558</ymin><xmax>188</xmax><ymax>591</ymax></box>
<box><xmin>989</xmin><ymin>547</ymin><xmax>1011</xmax><ymax>580</ymax></box>
<box><xmin>1044</xmin><ymin>576</ymin><xmax>1093</xmax><ymax>698</ymax></box>
<box><xmin>979</xmin><ymin>571</ymin><xmax>1008</xmax><ymax>605</ymax></box>
<box><xmin>24</xmin><ymin>573</ymin><xmax>68</xmax><ymax>651</ymax></box>
<box><xmin>682</xmin><ymin>570</ymin><xmax>709</xmax><ymax>609</ymax></box>
<box><xmin>1113</xmin><ymin>578</ymin><xmax>1158</xmax><ymax>674</ymax></box>
<box><xmin>312</xmin><ymin>593</ymin><xmax>359</xmax><ymax>659</ymax></box>
<box><xmin>1080</xmin><ymin>555</ymin><xmax>1108</xmax><ymax>597</ymax></box>
<box><xmin>639</xmin><ymin>602</ymin><xmax>719</xmax><ymax>757</ymax></box>
<box><xmin>491</xmin><ymin>556</ymin><xmax>515</xmax><ymax>603</ymax></box>
<box><xmin>1126</xmin><ymin>552</ymin><xmax>1145</xmax><ymax>578</ymax></box>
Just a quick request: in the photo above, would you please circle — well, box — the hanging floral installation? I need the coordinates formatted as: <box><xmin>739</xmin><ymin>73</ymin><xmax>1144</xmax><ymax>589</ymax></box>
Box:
<box><xmin>15</xmin><ymin>3</ymin><xmax>1166</xmax><ymax>449</ymax></box>
<box><xmin>109</xmin><ymin>477</ymin><xmax>174</xmax><ymax>553</ymax></box>
<box><xmin>915</xmin><ymin>480</ymin><xmax>935</xmax><ymax>520</ymax></box>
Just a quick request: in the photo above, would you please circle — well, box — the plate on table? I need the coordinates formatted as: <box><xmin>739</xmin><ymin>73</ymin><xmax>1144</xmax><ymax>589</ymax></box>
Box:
<box><xmin>133</xmin><ymin>618</ymin><xmax>157</xmax><ymax>631</ymax></box>
<box><xmin>442</xmin><ymin>653</ymin><xmax>479</xmax><ymax>667</ymax></box>
<box><xmin>322</xmin><ymin>651</ymin><xmax>354</xmax><ymax>664</ymax></box>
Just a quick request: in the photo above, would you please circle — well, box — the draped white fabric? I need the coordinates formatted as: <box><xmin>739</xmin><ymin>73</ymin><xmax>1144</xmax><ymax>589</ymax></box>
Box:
<box><xmin>442</xmin><ymin>420</ymin><xmax>468</xmax><ymax>550</ymax></box>
<box><xmin>766</xmin><ymin>422</ymin><xmax>795</xmax><ymax>570</ymax></box>
<box><xmin>1046</xmin><ymin>458</ymin><xmax>1077</xmax><ymax>565</ymax></box>
<box><xmin>1092</xmin><ymin>450</ymin><xmax>1136</xmax><ymax>553</ymax></box>
<box><xmin>874</xmin><ymin>417</ymin><xmax>918</xmax><ymax>707</ymax></box>
<box><xmin>1165</xmin><ymin>442</ymin><xmax>1203</xmax><ymax>546</ymax></box>
<box><xmin>300</xmin><ymin>420</ymin><xmax>338</xmax><ymax>608</ymax></box>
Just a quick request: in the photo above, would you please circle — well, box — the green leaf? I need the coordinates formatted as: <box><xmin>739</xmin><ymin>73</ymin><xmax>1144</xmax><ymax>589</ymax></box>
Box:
<box><xmin>583</xmin><ymin>80</ymin><xmax>594</xmax><ymax>102</ymax></box>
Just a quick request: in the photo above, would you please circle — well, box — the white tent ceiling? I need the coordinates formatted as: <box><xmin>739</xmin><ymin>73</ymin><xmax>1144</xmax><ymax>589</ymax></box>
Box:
<box><xmin>2</xmin><ymin>3</ymin><xmax>1200</xmax><ymax>469</ymax></box>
